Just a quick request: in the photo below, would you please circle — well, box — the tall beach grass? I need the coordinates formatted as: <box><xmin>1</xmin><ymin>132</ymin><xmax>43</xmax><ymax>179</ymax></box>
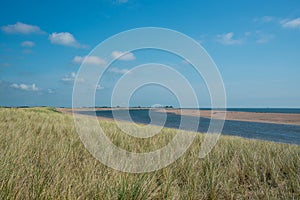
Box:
<box><xmin>0</xmin><ymin>107</ymin><xmax>299</xmax><ymax>199</ymax></box>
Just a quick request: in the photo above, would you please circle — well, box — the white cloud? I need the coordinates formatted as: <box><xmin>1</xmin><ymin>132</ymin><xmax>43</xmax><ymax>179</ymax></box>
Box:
<box><xmin>111</xmin><ymin>51</ymin><xmax>136</xmax><ymax>61</ymax></box>
<box><xmin>109</xmin><ymin>67</ymin><xmax>131</xmax><ymax>74</ymax></box>
<box><xmin>49</xmin><ymin>32</ymin><xmax>82</xmax><ymax>48</ymax></box>
<box><xmin>61</xmin><ymin>72</ymin><xmax>84</xmax><ymax>83</ymax></box>
<box><xmin>96</xmin><ymin>84</ymin><xmax>104</xmax><ymax>90</ymax></box>
<box><xmin>1</xmin><ymin>22</ymin><xmax>44</xmax><ymax>34</ymax></box>
<box><xmin>244</xmin><ymin>31</ymin><xmax>274</xmax><ymax>44</ymax></box>
<box><xmin>10</xmin><ymin>83</ymin><xmax>39</xmax><ymax>91</ymax></box>
<box><xmin>73</xmin><ymin>56</ymin><xmax>107</xmax><ymax>65</ymax></box>
<box><xmin>48</xmin><ymin>89</ymin><xmax>55</xmax><ymax>94</ymax></box>
<box><xmin>61</xmin><ymin>72</ymin><xmax>76</xmax><ymax>82</ymax></box>
<box><xmin>21</xmin><ymin>41</ymin><xmax>35</xmax><ymax>47</ymax></box>
<box><xmin>256</xmin><ymin>32</ymin><xmax>274</xmax><ymax>44</ymax></box>
<box><xmin>254</xmin><ymin>16</ymin><xmax>300</xmax><ymax>29</ymax></box>
<box><xmin>281</xmin><ymin>18</ymin><xmax>300</xmax><ymax>28</ymax></box>
<box><xmin>217</xmin><ymin>32</ymin><xmax>242</xmax><ymax>45</ymax></box>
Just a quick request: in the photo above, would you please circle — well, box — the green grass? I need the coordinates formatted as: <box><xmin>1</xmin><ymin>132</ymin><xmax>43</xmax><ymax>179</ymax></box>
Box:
<box><xmin>0</xmin><ymin>107</ymin><xmax>300</xmax><ymax>199</ymax></box>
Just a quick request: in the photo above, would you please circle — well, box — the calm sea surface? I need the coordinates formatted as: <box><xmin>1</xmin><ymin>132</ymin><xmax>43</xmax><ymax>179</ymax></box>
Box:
<box><xmin>78</xmin><ymin>109</ymin><xmax>300</xmax><ymax>145</ymax></box>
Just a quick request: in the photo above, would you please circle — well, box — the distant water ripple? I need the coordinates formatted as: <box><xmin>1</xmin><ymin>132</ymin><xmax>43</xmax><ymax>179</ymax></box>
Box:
<box><xmin>78</xmin><ymin>109</ymin><xmax>300</xmax><ymax>145</ymax></box>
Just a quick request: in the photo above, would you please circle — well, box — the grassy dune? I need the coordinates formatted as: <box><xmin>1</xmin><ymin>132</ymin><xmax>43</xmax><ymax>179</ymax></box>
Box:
<box><xmin>0</xmin><ymin>107</ymin><xmax>300</xmax><ymax>199</ymax></box>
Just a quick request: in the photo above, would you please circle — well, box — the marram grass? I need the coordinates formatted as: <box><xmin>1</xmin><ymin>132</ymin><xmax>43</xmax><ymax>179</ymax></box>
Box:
<box><xmin>0</xmin><ymin>107</ymin><xmax>299</xmax><ymax>199</ymax></box>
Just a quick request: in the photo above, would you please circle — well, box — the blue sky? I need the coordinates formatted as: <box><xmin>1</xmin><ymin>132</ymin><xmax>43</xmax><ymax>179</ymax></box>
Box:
<box><xmin>0</xmin><ymin>0</ymin><xmax>300</xmax><ymax>107</ymax></box>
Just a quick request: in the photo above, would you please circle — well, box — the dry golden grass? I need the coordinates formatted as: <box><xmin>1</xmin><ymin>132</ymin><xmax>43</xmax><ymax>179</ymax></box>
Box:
<box><xmin>0</xmin><ymin>107</ymin><xmax>300</xmax><ymax>199</ymax></box>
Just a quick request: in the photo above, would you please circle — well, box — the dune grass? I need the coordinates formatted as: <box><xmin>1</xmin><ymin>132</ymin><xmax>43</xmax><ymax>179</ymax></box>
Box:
<box><xmin>0</xmin><ymin>107</ymin><xmax>300</xmax><ymax>199</ymax></box>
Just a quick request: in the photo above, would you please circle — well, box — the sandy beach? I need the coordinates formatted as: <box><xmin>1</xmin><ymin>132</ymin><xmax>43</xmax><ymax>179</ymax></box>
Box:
<box><xmin>161</xmin><ymin>109</ymin><xmax>300</xmax><ymax>126</ymax></box>
<box><xmin>58</xmin><ymin>108</ymin><xmax>300</xmax><ymax>126</ymax></box>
